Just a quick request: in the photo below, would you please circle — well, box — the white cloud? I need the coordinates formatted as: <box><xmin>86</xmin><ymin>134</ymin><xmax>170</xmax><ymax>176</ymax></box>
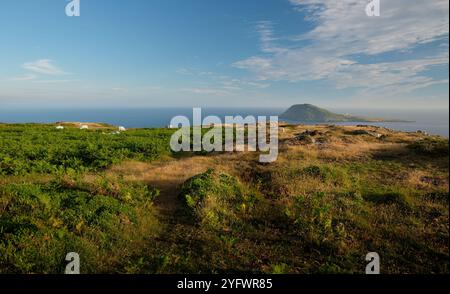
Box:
<box><xmin>174</xmin><ymin>67</ymin><xmax>272</xmax><ymax>94</ymax></box>
<box><xmin>175</xmin><ymin>68</ymin><xmax>192</xmax><ymax>75</ymax></box>
<box><xmin>289</xmin><ymin>0</ymin><xmax>449</xmax><ymax>55</ymax></box>
<box><xmin>181</xmin><ymin>87</ymin><xmax>230</xmax><ymax>96</ymax></box>
<box><xmin>255</xmin><ymin>21</ymin><xmax>285</xmax><ymax>54</ymax></box>
<box><xmin>10</xmin><ymin>74</ymin><xmax>37</xmax><ymax>81</ymax></box>
<box><xmin>22</xmin><ymin>59</ymin><xmax>66</xmax><ymax>75</ymax></box>
<box><xmin>112</xmin><ymin>87</ymin><xmax>128</xmax><ymax>92</ymax></box>
<box><xmin>8</xmin><ymin>59</ymin><xmax>71</xmax><ymax>84</ymax></box>
<box><xmin>32</xmin><ymin>79</ymin><xmax>77</xmax><ymax>84</ymax></box>
<box><xmin>331</xmin><ymin>54</ymin><xmax>449</xmax><ymax>91</ymax></box>
<box><xmin>234</xmin><ymin>0</ymin><xmax>449</xmax><ymax>96</ymax></box>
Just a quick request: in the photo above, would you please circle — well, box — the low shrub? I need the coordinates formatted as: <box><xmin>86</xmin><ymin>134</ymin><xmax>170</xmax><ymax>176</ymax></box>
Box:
<box><xmin>0</xmin><ymin>125</ymin><xmax>174</xmax><ymax>175</ymax></box>
<box><xmin>180</xmin><ymin>169</ymin><xmax>258</xmax><ymax>230</ymax></box>
<box><xmin>408</xmin><ymin>138</ymin><xmax>449</xmax><ymax>157</ymax></box>
<box><xmin>364</xmin><ymin>190</ymin><xmax>412</xmax><ymax>210</ymax></box>
<box><xmin>0</xmin><ymin>176</ymin><xmax>159</xmax><ymax>273</ymax></box>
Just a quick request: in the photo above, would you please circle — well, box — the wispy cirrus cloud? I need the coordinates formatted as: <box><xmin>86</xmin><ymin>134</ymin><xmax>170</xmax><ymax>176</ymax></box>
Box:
<box><xmin>9</xmin><ymin>59</ymin><xmax>71</xmax><ymax>84</ymax></box>
<box><xmin>111</xmin><ymin>87</ymin><xmax>128</xmax><ymax>92</ymax></box>
<box><xmin>22</xmin><ymin>59</ymin><xmax>67</xmax><ymax>75</ymax></box>
<box><xmin>233</xmin><ymin>0</ymin><xmax>449</xmax><ymax>97</ymax></box>
<box><xmin>32</xmin><ymin>79</ymin><xmax>78</xmax><ymax>84</ymax></box>
<box><xmin>181</xmin><ymin>87</ymin><xmax>230</xmax><ymax>96</ymax></box>
<box><xmin>10</xmin><ymin>73</ymin><xmax>37</xmax><ymax>81</ymax></box>
<box><xmin>175</xmin><ymin>67</ymin><xmax>271</xmax><ymax>93</ymax></box>
<box><xmin>289</xmin><ymin>0</ymin><xmax>449</xmax><ymax>55</ymax></box>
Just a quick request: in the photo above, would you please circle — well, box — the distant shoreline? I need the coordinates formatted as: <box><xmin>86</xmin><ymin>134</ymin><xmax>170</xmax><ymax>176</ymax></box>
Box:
<box><xmin>279</xmin><ymin>118</ymin><xmax>415</xmax><ymax>124</ymax></box>
<box><xmin>0</xmin><ymin>108</ymin><xmax>448</xmax><ymax>137</ymax></box>
<box><xmin>1</xmin><ymin>121</ymin><xmax>447</xmax><ymax>139</ymax></box>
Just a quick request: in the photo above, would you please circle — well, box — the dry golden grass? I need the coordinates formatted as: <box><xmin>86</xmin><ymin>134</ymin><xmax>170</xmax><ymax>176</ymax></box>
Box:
<box><xmin>107</xmin><ymin>156</ymin><xmax>220</xmax><ymax>212</ymax></box>
<box><xmin>2</xmin><ymin>122</ymin><xmax>446</xmax><ymax>273</ymax></box>
<box><xmin>108</xmin><ymin>157</ymin><xmax>215</xmax><ymax>185</ymax></box>
<box><xmin>87</xmin><ymin>124</ymin><xmax>448</xmax><ymax>273</ymax></box>
<box><xmin>407</xmin><ymin>169</ymin><xmax>449</xmax><ymax>190</ymax></box>
<box><xmin>102</xmin><ymin>124</ymin><xmax>444</xmax><ymax>198</ymax></box>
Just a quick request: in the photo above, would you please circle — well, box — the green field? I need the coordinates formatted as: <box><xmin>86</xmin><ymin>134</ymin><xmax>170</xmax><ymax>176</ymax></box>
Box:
<box><xmin>0</xmin><ymin>123</ymin><xmax>448</xmax><ymax>273</ymax></box>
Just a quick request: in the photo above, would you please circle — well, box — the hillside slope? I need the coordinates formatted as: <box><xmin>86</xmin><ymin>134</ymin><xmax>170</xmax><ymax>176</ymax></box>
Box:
<box><xmin>280</xmin><ymin>104</ymin><xmax>394</xmax><ymax>122</ymax></box>
<box><xmin>0</xmin><ymin>123</ymin><xmax>448</xmax><ymax>273</ymax></box>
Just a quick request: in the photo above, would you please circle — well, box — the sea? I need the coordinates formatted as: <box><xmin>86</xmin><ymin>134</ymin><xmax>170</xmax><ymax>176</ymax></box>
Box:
<box><xmin>0</xmin><ymin>107</ymin><xmax>448</xmax><ymax>137</ymax></box>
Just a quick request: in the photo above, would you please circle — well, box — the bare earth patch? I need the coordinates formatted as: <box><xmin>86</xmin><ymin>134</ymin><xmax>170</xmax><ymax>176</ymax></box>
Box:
<box><xmin>109</xmin><ymin>157</ymin><xmax>216</xmax><ymax>213</ymax></box>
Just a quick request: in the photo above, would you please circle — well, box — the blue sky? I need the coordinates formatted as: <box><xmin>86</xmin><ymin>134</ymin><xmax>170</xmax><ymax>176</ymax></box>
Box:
<box><xmin>0</xmin><ymin>0</ymin><xmax>448</xmax><ymax>109</ymax></box>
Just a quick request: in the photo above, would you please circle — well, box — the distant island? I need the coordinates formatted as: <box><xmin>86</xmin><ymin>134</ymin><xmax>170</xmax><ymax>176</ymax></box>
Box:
<box><xmin>280</xmin><ymin>104</ymin><xmax>412</xmax><ymax>123</ymax></box>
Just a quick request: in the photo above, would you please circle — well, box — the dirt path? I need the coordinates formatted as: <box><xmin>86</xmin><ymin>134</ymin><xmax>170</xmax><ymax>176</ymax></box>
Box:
<box><xmin>105</xmin><ymin>156</ymin><xmax>226</xmax><ymax>272</ymax></box>
<box><xmin>108</xmin><ymin>156</ymin><xmax>216</xmax><ymax>215</ymax></box>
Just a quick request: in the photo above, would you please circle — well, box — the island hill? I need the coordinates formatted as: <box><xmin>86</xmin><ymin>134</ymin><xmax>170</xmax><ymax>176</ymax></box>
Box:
<box><xmin>280</xmin><ymin>104</ymin><xmax>411</xmax><ymax>123</ymax></box>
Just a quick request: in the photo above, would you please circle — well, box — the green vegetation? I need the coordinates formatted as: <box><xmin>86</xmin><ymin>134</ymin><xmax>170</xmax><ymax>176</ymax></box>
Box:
<box><xmin>0</xmin><ymin>124</ymin><xmax>174</xmax><ymax>175</ymax></box>
<box><xmin>180</xmin><ymin>169</ymin><xmax>259</xmax><ymax>230</ymax></box>
<box><xmin>0</xmin><ymin>123</ymin><xmax>448</xmax><ymax>273</ymax></box>
<box><xmin>0</xmin><ymin>124</ymin><xmax>169</xmax><ymax>273</ymax></box>
<box><xmin>0</xmin><ymin>176</ymin><xmax>159</xmax><ymax>273</ymax></box>
<box><xmin>408</xmin><ymin>137</ymin><xmax>449</xmax><ymax>157</ymax></box>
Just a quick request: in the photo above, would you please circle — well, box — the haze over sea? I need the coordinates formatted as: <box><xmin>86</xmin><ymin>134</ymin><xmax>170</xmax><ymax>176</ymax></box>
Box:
<box><xmin>0</xmin><ymin>108</ymin><xmax>448</xmax><ymax>137</ymax></box>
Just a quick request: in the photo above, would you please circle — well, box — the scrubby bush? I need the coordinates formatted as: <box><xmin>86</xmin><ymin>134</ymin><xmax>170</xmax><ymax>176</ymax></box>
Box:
<box><xmin>0</xmin><ymin>176</ymin><xmax>159</xmax><ymax>273</ymax></box>
<box><xmin>301</xmin><ymin>164</ymin><xmax>352</xmax><ymax>187</ymax></box>
<box><xmin>180</xmin><ymin>169</ymin><xmax>258</xmax><ymax>230</ymax></box>
<box><xmin>284</xmin><ymin>192</ymin><xmax>336</xmax><ymax>243</ymax></box>
<box><xmin>408</xmin><ymin>138</ymin><xmax>449</xmax><ymax>157</ymax></box>
<box><xmin>0</xmin><ymin>125</ymin><xmax>174</xmax><ymax>175</ymax></box>
<box><xmin>364</xmin><ymin>190</ymin><xmax>412</xmax><ymax>210</ymax></box>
